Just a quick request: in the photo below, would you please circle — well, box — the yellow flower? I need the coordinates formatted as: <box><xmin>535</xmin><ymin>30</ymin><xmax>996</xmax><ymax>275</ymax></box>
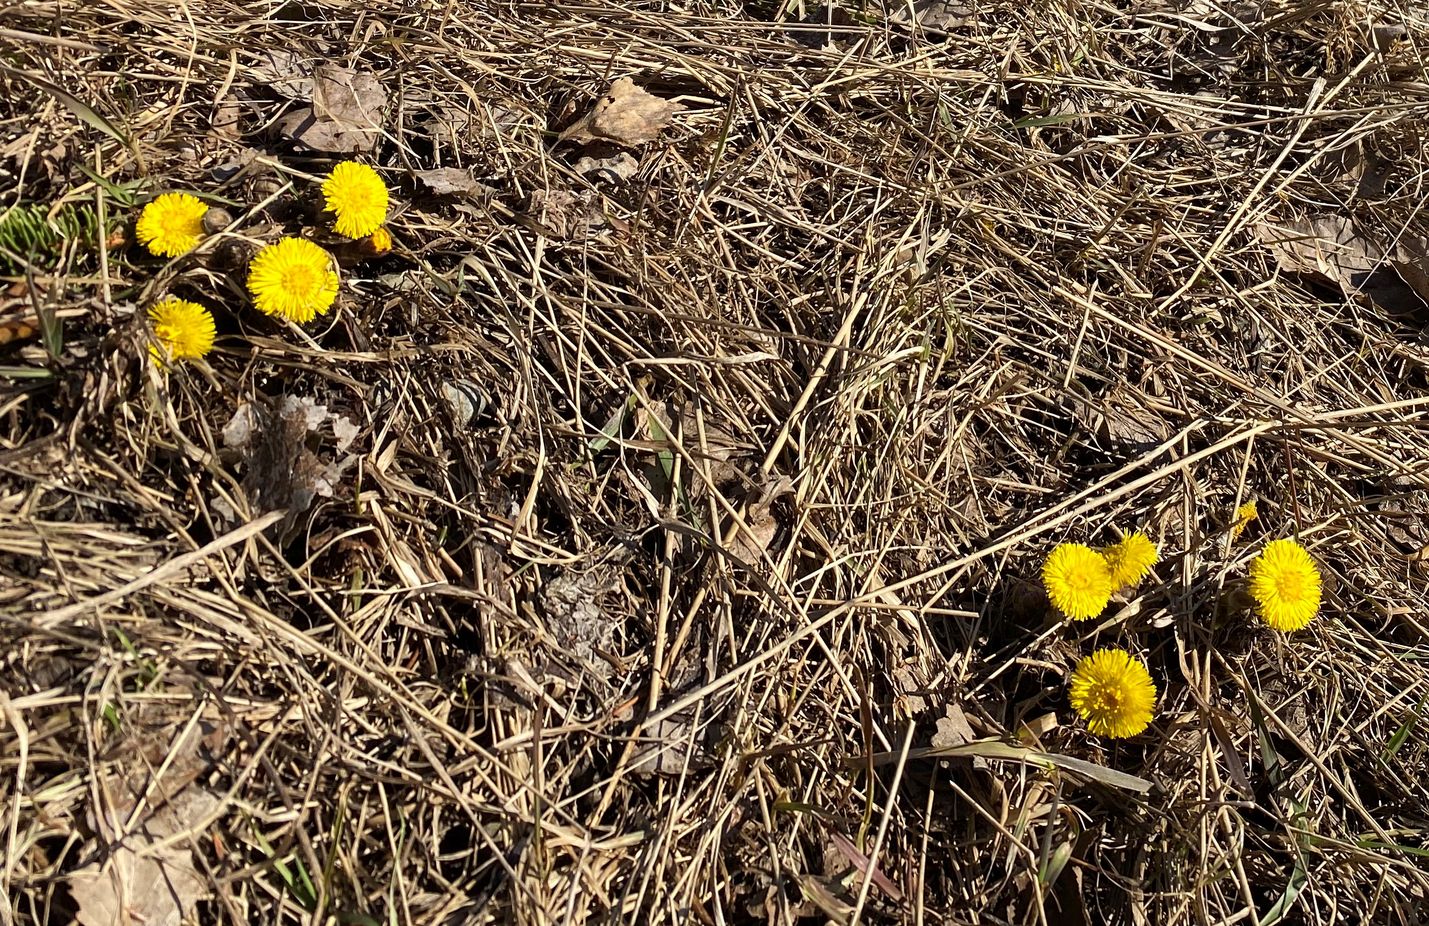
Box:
<box><xmin>367</xmin><ymin>226</ymin><xmax>392</xmax><ymax>254</ymax></box>
<box><xmin>1230</xmin><ymin>500</ymin><xmax>1258</xmax><ymax>540</ymax></box>
<box><xmin>1101</xmin><ymin>530</ymin><xmax>1158</xmax><ymax>592</ymax></box>
<box><xmin>148</xmin><ymin>297</ymin><xmax>215</xmax><ymax>363</ymax></box>
<box><xmin>1248</xmin><ymin>538</ymin><xmax>1321</xmax><ymax>632</ymax></box>
<box><xmin>247</xmin><ymin>237</ymin><xmax>340</xmax><ymax>323</ymax></box>
<box><xmin>322</xmin><ymin>161</ymin><xmax>388</xmax><ymax>239</ymax></box>
<box><xmin>1043</xmin><ymin>543</ymin><xmax>1113</xmax><ymax>621</ymax></box>
<box><xmin>135</xmin><ymin>192</ymin><xmax>208</xmax><ymax>258</ymax></box>
<box><xmin>1070</xmin><ymin>648</ymin><xmax>1157</xmax><ymax>738</ymax></box>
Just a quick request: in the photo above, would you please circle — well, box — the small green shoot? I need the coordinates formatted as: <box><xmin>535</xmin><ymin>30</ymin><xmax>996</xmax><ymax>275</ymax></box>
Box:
<box><xmin>252</xmin><ymin>825</ymin><xmax>318</xmax><ymax>911</ymax></box>
<box><xmin>1383</xmin><ymin>698</ymin><xmax>1424</xmax><ymax>761</ymax></box>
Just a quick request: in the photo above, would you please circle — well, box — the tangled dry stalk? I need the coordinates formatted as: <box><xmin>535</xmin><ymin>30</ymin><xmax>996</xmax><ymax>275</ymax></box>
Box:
<box><xmin>3</xmin><ymin>0</ymin><xmax>1429</xmax><ymax>922</ymax></box>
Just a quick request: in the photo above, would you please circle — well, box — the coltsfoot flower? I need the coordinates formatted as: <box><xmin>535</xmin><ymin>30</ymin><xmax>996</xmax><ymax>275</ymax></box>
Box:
<box><xmin>1070</xmin><ymin>648</ymin><xmax>1157</xmax><ymax>739</ymax></box>
<box><xmin>148</xmin><ymin>297</ymin><xmax>215</xmax><ymax>363</ymax></box>
<box><xmin>1043</xmin><ymin>543</ymin><xmax>1113</xmax><ymax>621</ymax></box>
<box><xmin>1248</xmin><ymin>538</ymin><xmax>1321</xmax><ymax>632</ymax></box>
<box><xmin>135</xmin><ymin>192</ymin><xmax>208</xmax><ymax>257</ymax></box>
<box><xmin>322</xmin><ymin>161</ymin><xmax>388</xmax><ymax>239</ymax></box>
<box><xmin>1101</xmin><ymin>530</ymin><xmax>1158</xmax><ymax>592</ymax></box>
<box><xmin>1230</xmin><ymin>500</ymin><xmax>1258</xmax><ymax>540</ymax></box>
<box><xmin>246</xmin><ymin>237</ymin><xmax>340</xmax><ymax>323</ymax></box>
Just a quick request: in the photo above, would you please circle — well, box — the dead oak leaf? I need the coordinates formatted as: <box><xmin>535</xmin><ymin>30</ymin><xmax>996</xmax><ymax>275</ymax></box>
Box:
<box><xmin>559</xmin><ymin>78</ymin><xmax>683</xmax><ymax>148</ymax></box>
<box><xmin>1255</xmin><ymin>214</ymin><xmax>1384</xmax><ymax>284</ymax></box>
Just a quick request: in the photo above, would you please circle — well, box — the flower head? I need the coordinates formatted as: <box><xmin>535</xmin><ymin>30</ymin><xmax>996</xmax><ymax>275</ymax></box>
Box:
<box><xmin>322</xmin><ymin>161</ymin><xmax>388</xmax><ymax>239</ymax></box>
<box><xmin>1070</xmin><ymin>648</ymin><xmax>1157</xmax><ymax>738</ymax></box>
<box><xmin>1043</xmin><ymin>543</ymin><xmax>1113</xmax><ymax>621</ymax></box>
<box><xmin>135</xmin><ymin>193</ymin><xmax>208</xmax><ymax>258</ymax></box>
<box><xmin>367</xmin><ymin>226</ymin><xmax>392</xmax><ymax>254</ymax></box>
<box><xmin>1101</xmin><ymin>530</ymin><xmax>1158</xmax><ymax>592</ymax></box>
<box><xmin>148</xmin><ymin>297</ymin><xmax>215</xmax><ymax>363</ymax></box>
<box><xmin>1230</xmin><ymin>500</ymin><xmax>1258</xmax><ymax>540</ymax></box>
<box><xmin>246</xmin><ymin>237</ymin><xmax>340</xmax><ymax>323</ymax></box>
<box><xmin>1248</xmin><ymin>538</ymin><xmax>1321</xmax><ymax>632</ymax></box>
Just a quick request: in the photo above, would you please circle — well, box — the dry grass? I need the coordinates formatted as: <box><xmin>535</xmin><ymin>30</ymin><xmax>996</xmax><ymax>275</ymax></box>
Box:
<box><xmin>3</xmin><ymin>0</ymin><xmax>1429</xmax><ymax>922</ymax></box>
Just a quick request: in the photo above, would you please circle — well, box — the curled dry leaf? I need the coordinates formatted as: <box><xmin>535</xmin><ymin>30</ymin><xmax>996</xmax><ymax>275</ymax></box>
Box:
<box><xmin>574</xmin><ymin>151</ymin><xmax>640</xmax><ymax>183</ymax></box>
<box><xmin>728</xmin><ymin>476</ymin><xmax>795</xmax><ymax>565</ymax></box>
<box><xmin>559</xmin><ymin>78</ymin><xmax>683</xmax><ymax>148</ymax></box>
<box><xmin>248</xmin><ymin>49</ymin><xmax>315</xmax><ymax>99</ymax></box>
<box><xmin>277</xmin><ymin>65</ymin><xmax>387</xmax><ymax>153</ymax></box>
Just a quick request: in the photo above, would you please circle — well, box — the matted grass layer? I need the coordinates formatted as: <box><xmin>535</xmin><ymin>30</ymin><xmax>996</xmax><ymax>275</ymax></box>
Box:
<box><xmin>3</xmin><ymin>0</ymin><xmax>1429</xmax><ymax>923</ymax></box>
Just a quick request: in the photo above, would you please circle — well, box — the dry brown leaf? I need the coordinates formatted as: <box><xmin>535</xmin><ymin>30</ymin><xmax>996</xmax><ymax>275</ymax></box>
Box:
<box><xmin>573</xmin><ymin>151</ymin><xmax>640</xmax><ymax>183</ymax></box>
<box><xmin>559</xmin><ymin>78</ymin><xmax>682</xmax><ymax>147</ymax></box>
<box><xmin>539</xmin><ymin>567</ymin><xmax>620</xmax><ymax>682</ymax></box>
<box><xmin>248</xmin><ymin>49</ymin><xmax>314</xmax><ymax>99</ymax></box>
<box><xmin>1322</xmin><ymin>143</ymin><xmax>1390</xmax><ymax>201</ymax></box>
<box><xmin>413</xmin><ymin>167</ymin><xmax>495</xmax><ymax>199</ymax></box>
<box><xmin>523</xmin><ymin>188</ymin><xmax>610</xmax><ymax>240</ymax></box>
<box><xmin>277</xmin><ymin>65</ymin><xmax>386</xmax><ymax>153</ymax></box>
<box><xmin>1017</xmin><ymin>711</ymin><xmax>1059</xmax><ymax>740</ymax></box>
<box><xmin>630</xmin><ymin>713</ymin><xmax>706</xmax><ymax>777</ymax></box>
<box><xmin>211</xmin><ymin>98</ymin><xmax>242</xmax><ymax>140</ymax></box>
<box><xmin>1389</xmin><ymin>243</ymin><xmax>1429</xmax><ymax>306</ymax></box>
<box><xmin>222</xmin><ymin>396</ymin><xmax>354</xmax><ymax>539</ymax></box>
<box><xmin>728</xmin><ymin>476</ymin><xmax>794</xmax><ymax>565</ymax></box>
<box><xmin>69</xmin><ymin>787</ymin><xmax>222</xmax><ymax>926</ymax></box>
<box><xmin>1255</xmin><ymin>214</ymin><xmax>1429</xmax><ymax>313</ymax></box>
<box><xmin>890</xmin><ymin>0</ymin><xmax>979</xmax><ymax>34</ymax></box>
<box><xmin>729</xmin><ymin>513</ymin><xmax>778</xmax><ymax>565</ymax></box>
<box><xmin>1256</xmin><ymin>215</ymin><xmax>1383</xmax><ymax>283</ymax></box>
<box><xmin>1089</xmin><ymin>381</ymin><xmax>1170</xmax><ymax>449</ymax></box>
<box><xmin>930</xmin><ymin>703</ymin><xmax>977</xmax><ymax>749</ymax></box>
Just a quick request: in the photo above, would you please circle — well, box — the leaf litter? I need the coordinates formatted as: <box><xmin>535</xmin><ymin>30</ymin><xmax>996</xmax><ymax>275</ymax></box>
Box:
<box><xmin>68</xmin><ymin>709</ymin><xmax>229</xmax><ymax>926</ymax></box>
<box><xmin>558</xmin><ymin>78</ymin><xmax>683</xmax><ymax>147</ymax></box>
<box><xmin>8</xmin><ymin>1</ymin><xmax>1429</xmax><ymax>924</ymax></box>
<box><xmin>218</xmin><ymin>395</ymin><xmax>358</xmax><ymax>538</ymax></box>
<box><xmin>277</xmin><ymin>65</ymin><xmax>387</xmax><ymax>153</ymax></box>
<box><xmin>1255</xmin><ymin>213</ymin><xmax>1429</xmax><ymax>314</ymax></box>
